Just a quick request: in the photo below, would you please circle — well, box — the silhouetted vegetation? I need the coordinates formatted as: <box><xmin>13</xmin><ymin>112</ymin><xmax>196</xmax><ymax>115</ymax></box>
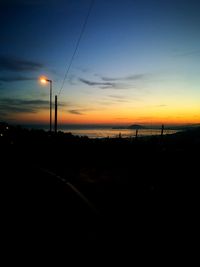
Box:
<box><xmin>1</xmin><ymin>121</ymin><xmax>199</xmax><ymax>257</ymax></box>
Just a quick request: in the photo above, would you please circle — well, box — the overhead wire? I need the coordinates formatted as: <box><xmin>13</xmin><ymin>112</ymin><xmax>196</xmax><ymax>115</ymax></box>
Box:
<box><xmin>57</xmin><ymin>0</ymin><xmax>95</xmax><ymax>96</ymax></box>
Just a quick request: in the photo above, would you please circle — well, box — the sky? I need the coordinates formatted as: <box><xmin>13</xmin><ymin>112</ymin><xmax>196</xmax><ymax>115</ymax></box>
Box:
<box><xmin>1</xmin><ymin>0</ymin><xmax>200</xmax><ymax>126</ymax></box>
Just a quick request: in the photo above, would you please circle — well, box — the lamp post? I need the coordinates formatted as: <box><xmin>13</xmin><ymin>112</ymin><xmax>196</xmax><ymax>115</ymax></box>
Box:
<box><xmin>40</xmin><ymin>77</ymin><xmax>52</xmax><ymax>133</ymax></box>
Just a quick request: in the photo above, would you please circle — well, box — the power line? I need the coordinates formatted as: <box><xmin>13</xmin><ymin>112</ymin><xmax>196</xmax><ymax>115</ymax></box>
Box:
<box><xmin>58</xmin><ymin>0</ymin><xmax>95</xmax><ymax>96</ymax></box>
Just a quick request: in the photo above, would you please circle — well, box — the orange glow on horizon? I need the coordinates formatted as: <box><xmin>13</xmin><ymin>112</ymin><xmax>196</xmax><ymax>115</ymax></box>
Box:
<box><xmin>14</xmin><ymin>111</ymin><xmax>200</xmax><ymax>126</ymax></box>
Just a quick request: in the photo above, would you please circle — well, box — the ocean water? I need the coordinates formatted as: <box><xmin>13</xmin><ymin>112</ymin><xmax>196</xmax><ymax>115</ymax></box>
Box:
<box><xmin>24</xmin><ymin>124</ymin><xmax>179</xmax><ymax>138</ymax></box>
<box><xmin>60</xmin><ymin>126</ymin><xmax>179</xmax><ymax>138</ymax></box>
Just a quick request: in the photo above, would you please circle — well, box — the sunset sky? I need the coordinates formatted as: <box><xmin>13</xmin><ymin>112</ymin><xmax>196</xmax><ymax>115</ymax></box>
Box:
<box><xmin>1</xmin><ymin>0</ymin><xmax>200</xmax><ymax>126</ymax></box>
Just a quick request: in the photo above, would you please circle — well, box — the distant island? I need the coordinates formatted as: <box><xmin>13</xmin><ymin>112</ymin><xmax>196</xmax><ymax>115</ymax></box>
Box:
<box><xmin>112</xmin><ymin>123</ymin><xmax>200</xmax><ymax>130</ymax></box>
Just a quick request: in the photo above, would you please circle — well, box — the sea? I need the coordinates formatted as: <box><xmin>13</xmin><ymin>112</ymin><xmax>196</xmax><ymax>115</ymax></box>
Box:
<box><xmin>24</xmin><ymin>124</ymin><xmax>180</xmax><ymax>138</ymax></box>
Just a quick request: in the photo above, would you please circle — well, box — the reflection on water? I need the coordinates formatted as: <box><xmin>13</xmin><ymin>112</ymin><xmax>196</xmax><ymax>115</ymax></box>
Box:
<box><xmin>62</xmin><ymin>128</ymin><xmax>179</xmax><ymax>138</ymax></box>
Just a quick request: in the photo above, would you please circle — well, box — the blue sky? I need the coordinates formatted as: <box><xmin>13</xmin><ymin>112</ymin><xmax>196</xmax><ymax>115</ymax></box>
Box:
<box><xmin>1</xmin><ymin>0</ymin><xmax>200</xmax><ymax>125</ymax></box>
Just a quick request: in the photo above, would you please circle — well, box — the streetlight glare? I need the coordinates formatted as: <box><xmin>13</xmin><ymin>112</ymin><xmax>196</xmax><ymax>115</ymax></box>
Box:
<box><xmin>39</xmin><ymin>76</ymin><xmax>53</xmax><ymax>133</ymax></box>
<box><xmin>39</xmin><ymin>76</ymin><xmax>47</xmax><ymax>84</ymax></box>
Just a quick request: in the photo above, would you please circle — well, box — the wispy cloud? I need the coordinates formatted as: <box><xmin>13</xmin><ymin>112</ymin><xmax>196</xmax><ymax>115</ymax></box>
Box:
<box><xmin>114</xmin><ymin>99</ymin><xmax>130</xmax><ymax>103</ymax></box>
<box><xmin>153</xmin><ymin>104</ymin><xmax>167</xmax><ymax>108</ymax></box>
<box><xmin>0</xmin><ymin>98</ymin><xmax>50</xmax><ymax>106</ymax></box>
<box><xmin>106</xmin><ymin>95</ymin><xmax>130</xmax><ymax>103</ymax></box>
<box><xmin>100</xmin><ymin>84</ymin><xmax>131</xmax><ymax>89</ymax></box>
<box><xmin>126</xmin><ymin>74</ymin><xmax>148</xmax><ymax>80</ymax></box>
<box><xmin>0</xmin><ymin>56</ymin><xmax>44</xmax><ymax>72</ymax></box>
<box><xmin>67</xmin><ymin>107</ymin><xmax>95</xmax><ymax>115</ymax></box>
<box><xmin>68</xmin><ymin>74</ymin><xmax>77</xmax><ymax>85</ymax></box>
<box><xmin>0</xmin><ymin>76</ymin><xmax>36</xmax><ymax>82</ymax></box>
<box><xmin>79</xmin><ymin>78</ymin><xmax>131</xmax><ymax>90</ymax></box>
<box><xmin>79</xmin><ymin>72</ymin><xmax>149</xmax><ymax>90</ymax></box>
<box><xmin>0</xmin><ymin>98</ymin><xmax>50</xmax><ymax>114</ymax></box>
<box><xmin>68</xmin><ymin>109</ymin><xmax>85</xmax><ymax>115</ymax></box>
<box><xmin>76</xmin><ymin>66</ymin><xmax>90</xmax><ymax>73</ymax></box>
<box><xmin>108</xmin><ymin>95</ymin><xmax>126</xmax><ymax>99</ymax></box>
<box><xmin>79</xmin><ymin>78</ymin><xmax>114</xmax><ymax>87</ymax></box>
<box><xmin>101</xmin><ymin>73</ymin><xmax>147</xmax><ymax>81</ymax></box>
<box><xmin>105</xmin><ymin>94</ymin><xmax>141</xmax><ymax>104</ymax></box>
<box><xmin>143</xmin><ymin>104</ymin><xmax>167</xmax><ymax>110</ymax></box>
<box><xmin>174</xmin><ymin>49</ymin><xmax>200</xmax><ymax>57</ymax></box>
<box><xmin>0</xmin><ymin>0</ymin><xmax>57</xmax><ymax>6</ymax></box>
<box><xmin>97</xmin><ymin>100</ymin><xmax>115</xmax><ymax>106</ymax></box>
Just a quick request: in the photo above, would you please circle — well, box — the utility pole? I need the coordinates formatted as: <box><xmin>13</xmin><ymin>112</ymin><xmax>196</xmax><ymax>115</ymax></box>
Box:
<box><xmin>50</xmin><ymin>80</ymin><xmax>52</xmax><ymax>133</ymax></box>
<box><xmin>55</xmin><ymin>95</ymin><xmax>57</xmax><ymax>134</ymax></box>
<box><xmin>39</xmin><ymin>77</ymin><xmax>52</xmax><ymax>133</ymax></box>
<box><xmin>161</xmin><ymin>124</ymin><xmax>164</xmax><ymax>137</ymax></box>
<box><xmin>135</xmin><ymin>129</ymin><xmax>138</xmax><ymax>139</ymax></box>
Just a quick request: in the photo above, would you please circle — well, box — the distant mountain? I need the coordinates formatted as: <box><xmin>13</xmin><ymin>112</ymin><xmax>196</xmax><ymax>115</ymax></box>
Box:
<box><xmin>113</xmin><ymin>123</ymin><xmax>200</xmax><ymax>130</ymax></box>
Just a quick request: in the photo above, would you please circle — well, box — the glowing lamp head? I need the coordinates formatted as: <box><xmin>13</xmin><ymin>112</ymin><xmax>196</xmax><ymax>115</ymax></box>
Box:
<box><xmin>40</xmin><ymin>77</ymin><xmax>47</xmax><ymax>84</ymax></box>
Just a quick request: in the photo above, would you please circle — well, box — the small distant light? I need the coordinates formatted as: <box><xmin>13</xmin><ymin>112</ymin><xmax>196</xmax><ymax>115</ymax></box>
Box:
<box><xmin>0</xmin><ymin>134</ymin><xmax>3</xmax><ymax>137</ymax></box>
<box><xmin>6</xmin><ymin>126</ymin><xmax>9</xmax><ymax>130</ymax></box>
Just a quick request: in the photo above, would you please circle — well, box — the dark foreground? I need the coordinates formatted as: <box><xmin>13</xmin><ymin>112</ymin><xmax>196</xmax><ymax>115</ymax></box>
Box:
<box><xmin>1</xmin><ymin>124</ymin><xmax>199</xmax><ymax>263</ymax></box>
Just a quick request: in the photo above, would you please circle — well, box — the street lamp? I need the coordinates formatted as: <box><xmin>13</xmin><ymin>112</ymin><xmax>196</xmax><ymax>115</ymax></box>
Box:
<box><xmin>40</xmin><ymin>76</ymin><xmax>52</xmax><ymax>133</ymax></box>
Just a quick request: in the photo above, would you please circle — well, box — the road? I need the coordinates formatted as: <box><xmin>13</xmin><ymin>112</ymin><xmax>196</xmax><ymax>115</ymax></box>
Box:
<box><xmin>1</xmin><ymin>160</ymin><xmax>101</xmax><ymax>255</ymax></box>
<box><xmin>1</xmin><ymin>149</ymin><xmax>199</xmax><ymax>263</ymax></box>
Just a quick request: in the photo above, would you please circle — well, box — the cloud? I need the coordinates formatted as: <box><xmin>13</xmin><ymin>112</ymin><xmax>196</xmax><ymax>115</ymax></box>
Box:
<box><xmin>0</xmin><ymin>56</ymin><xmax>44</xmax><ymax>72</ymax></box>
<box><xmin>100</xmin><ymin>84</ymin><xmax>131</xmax><ymax>89</ymax></box>
<box><xmin>15</xmin><ymin>99</ymin><xmax>50</xmax><ymax>106</ymax></box>
<box><xmin>58</xmin><ymin>101</ymin><xmax>75</xmax><ymax>108</ymax></box>
<box><xmin>76</xmin><ymin>66</ymin><xmax>90</xmax><ymax>73</ymax></box>
<box><xmin>0</xmin><ymin>98</ymin><xmax>49</xmax><ymax>106</ymax></box>
<box><xmin>79</xmin><ymin>78</ymin><xmax>131</xmax><ymax>90</ymax></box>
<box><xmin>0</xmin><ymin>98</ymin><xmax>50</xmax><ymax>115</ymax></box>
<box><xmin>96</xmin><ymin>76</ymin><xmax>116</xmax><ymax>82</ymax></box>
<box><xmin>126</xmin><ymin>74</ymin><xmax>148</xmax><ymax>81</ymax></box>
<box><xmin>98</xmin><ymin>99</ymin><xmax>129</xmax><ymax>106</ymax></box>
<box><xmin>0</xmin><ymin>0</ymin><xmax>58</xmax><ymax>6</ymax></box>
<box><xmin>0</xmin><ymin>110</ymin><xmax>7</xmax><ymax>117</ymax></box>
<box><xmin>68</xmin><ymin>109</ymin><xmax>85</xmax><ymax>115</ymax></box>
<box><xmin>105</xmin><ymin>95</ymin><xmax>129</xmax><ymax>103</ymax></box>
<box><xmin>79</xmin><ymin>78</ymin><xmax>114</xmax><ymax>87</ymax></box>
<box><xmin>100</xmin><ymin>73</ymin><xmax>148</xmax><ymax>81</ymax></box>
<box><xmin>154</xmin><ymin>104</ymin><xmax>167</xmax><ymax>108</ymax></box>
<box><xmin>79</xmin><ymin>73</ymin><xmax>149</xmax><ymax>90</ymax></box>
<box><xmin>67</xmin><ymin>106</ymin><xmax>96</xmax><ymax>115</ymax></box>
<box><xmin>114</xmin><ymin>99</ymin><xmax>130</xmax><ymax>103</ymax></box>
<box><xmin>174</xmin><ymin>50</ymin><xmax>200</xmax><ymax>57</ymax></box>
<box><xmin>0</xmin><ymin>76</ymin><xmax>36</xmax><ymax>82</ymax></box>
<box><xmin>68</xmin><ymin>74</ymin><xmax>77</xmax><ymax>85</ymax></box>
<box><xmin>108</xmin><ymin>95</ymin><xmax>126</xmax><ymax>99</ymax></box>
<box><xmin>148</xmin><ymin>104</ymin><xmax>167</xmax><ymax>108</ymax></box>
